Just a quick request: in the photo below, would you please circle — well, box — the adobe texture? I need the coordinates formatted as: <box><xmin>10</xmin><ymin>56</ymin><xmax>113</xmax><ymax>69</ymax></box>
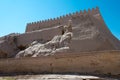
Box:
<box><xmin>0</xmin><ymin>7</ymin><xmax>120</xmax><ymax>58</ymax></box>
<box><xmin>0</xmin><ymin>51</ymin><xmax>120</xmax><ymax>76</ymax></box>
<box><xmin>25</xmin><ymin>7</ymin><xmax>120</xmax><ymax>53</ymax></box>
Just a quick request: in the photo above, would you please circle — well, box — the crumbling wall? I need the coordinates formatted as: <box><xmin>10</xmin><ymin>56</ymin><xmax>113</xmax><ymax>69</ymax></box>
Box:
<box><xmin>16</xmin><ymin>26</ymin><xmax>63</xmax><ymax>47</ymax></box>
<box><xmin>0</xmin><ymin>35</ymin><xmax>19</xmax><ymax>58</ymax></box>
<box><xmin>0</xmin><ymin>51</ymin><xmax>120</xmax><ymax>76</ymax></box>
<box><xmin>26</xmin><ymin>7</ymin><xmax>100</xmax><ymax>32</ymax></box>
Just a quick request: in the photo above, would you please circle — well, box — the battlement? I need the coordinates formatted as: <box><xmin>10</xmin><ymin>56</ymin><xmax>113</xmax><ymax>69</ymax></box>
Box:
<box><xmin>26</xmin><ymin>7</ymin><xmax>100</xmax><ymax>32</ymax></box>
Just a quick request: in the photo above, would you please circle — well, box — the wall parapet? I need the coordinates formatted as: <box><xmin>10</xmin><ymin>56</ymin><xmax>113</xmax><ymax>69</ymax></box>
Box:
<box><xmin>26</xmin><ymin>7</ymin><xmax>100</xmax><ymax>32</ymax></box>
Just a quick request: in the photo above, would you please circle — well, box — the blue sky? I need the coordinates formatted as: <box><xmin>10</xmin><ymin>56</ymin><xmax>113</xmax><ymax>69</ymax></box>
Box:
<box><xmin>0</xmin><ymin>0</ymin><xmax>120</xmax><ymax>40</ymax></box>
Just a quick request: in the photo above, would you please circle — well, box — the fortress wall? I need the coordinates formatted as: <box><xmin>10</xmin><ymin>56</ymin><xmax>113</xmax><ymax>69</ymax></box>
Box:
<box><xmin>0</xmin><ymin>51</ymin><xmax>120</xmax><ymax>76</ymax></box>
<box><xmin>16</xmin><ymin>26</ymin><xmax>63</xmax><ymax>47</ymax></box>
<box><xmin>26</xmin><ymin>7</ymin><xmax>100</xmax><ymax>32</ymax></box>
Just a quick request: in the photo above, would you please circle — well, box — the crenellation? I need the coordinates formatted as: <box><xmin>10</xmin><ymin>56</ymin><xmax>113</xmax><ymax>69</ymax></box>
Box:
<box><xmin>95</xmin><ymin>6</ymin><xmax>100</xmax><ymax>14</ymax></box>
<box><xmin>43</xmin><ymin>20</ymin><xmax>45</xmax><ymax>23</ymax></box>
<box><xmin>36</xmin><ymin>22</ymin><xmax>39</xmax><ymax>29</ymax></box>
<box><xmin>45</xmin><ymin>19</ymin><xmax>48</xmax><ymax>22</ymax></box>
<box><xmin>26</xmin><ymin>23</ymin><xmax>30</xmax><ymax>26</ymax></box>
<box><xmin>38</xmin><ymin>21</ymin><xmax>41</xmax><ymax>23</ymax></box>
<box><xmin>50</xmin><ymin>18</ymin><xmax>53</xmax><ymax>21</ymax></box>
<box><xmin>75</xmin><ymin>11</ymin><xmax>79</xmax><ymax>16</ymax></box>
<box><xmin>68</xmin><ymin>13</ymin><xmax>72</xmax><ymax>17</ymax></box>
<box><xmin>78</xmin><ymin>10</ymin><xmax>83</xmax><ymax>16</ymax></box>
<box><xmin>90</xmin><ymin>7</ymin><xmax>99</xmax><ymax>15</ymax></box>
<box><xmin>63</xmin><ymin>15</ymin><xmax>67</xmax><ymax>19</ymax></box>
<box><xmin>83</xmin><ymin>10</ymin><xmax>87</xmax><ymax>14</ymax></box>
<box><xmin>32</xmin><ymin>22</ymin><xmax>35</xmax><ymax>24</ymax></box>
<box><xmin>34</xmin><ymin>22</ymin><xmax>36</xmax><ymax>24</ymax></box>
<box><xmin>39</xmin><ymin>20</ymin><xmax>42</xmax><ymax>23</ymax></box>
<box><xmin>60</xmin><ymin>16</ymin><xmax>63</xmax><ymax>20</ymax></box>
<box><xmin>95</xmin><ymin>6</ymin><xmax>99</xmax><ymax>11</ymax></box>
<box><xmin>72</xmin><ymin>12</ymin><xmax>76</xmax><ymax>15</ymax></box>
<box><xmin>65</xmin><ymin>14</ymin><xmax>69</xmax><ymax>18</ymax></box>
<box><xmin>49</xmin><ymin>18</ymin><xmax>53</xmax><ymax>24</ymax></box>
<box><xmin>56</xmin><ymin>17</ymin><xmax>59</xmax><ymax>24</ymax></box>
<box><xmin>33</xmin><ymin>22</ymin><xmax>36</xmax><ymax>24</ymax></box>
<box><xmin>43</xmin><ymin>20</ymin><xmax>47</xmax><ymax>28</ymax></box>
<box><xmin>47</xmin><ymin>19</ymin><xmax>52</xmax><ymax>27</ymax></box>
<box><xmin>88</xmin><ymin>8</ymin><xmax>91</xmax><ymax>14</ymax></box>
<box><xmin>53</xmin><ymin>18</ymin><xmax>56</xmax><ymax>20</ymax></box>
<box><xmin>26</xmin><ymin>7</ymin><xmax>101</xmax><ymax>32</ymax></box>
<box><xmin>59</xmin><ymin>18</ymin><xmax>62</xmax><ymax>25</ymax></box>
<box><xmin>64</xmin><ymin>14</ymin><xmax>67</xmax><ymax>18</ymax></box>
<box><xmin>47</xmin><ymin>19</ymin><xmax>52</xmax><ymax>25</ymax></box>
<box><xmin>47</xmin><ymin>19</ymin><xmax>50</xmax><ymax>22</ymax></box>
<box><xmin>56</xmin><ymin>17</ymin><xmax>59</xmax><ymax>20</ymax></box>
<box><xmin>72</xmin><ymin>12</ymin><xmax>76</xmax><ymax>18</ymax></box>
<box><xmin>91</xmin><ymin>7</ymin><xmax>96</xmax><ymax>14</ymax></box>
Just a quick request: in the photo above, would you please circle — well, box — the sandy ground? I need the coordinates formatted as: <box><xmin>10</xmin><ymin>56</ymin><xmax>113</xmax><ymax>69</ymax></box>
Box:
<box><xmin>0</xmin><ymin>74</ymin><xmax>119</xmax><ymax>80</ymax></box>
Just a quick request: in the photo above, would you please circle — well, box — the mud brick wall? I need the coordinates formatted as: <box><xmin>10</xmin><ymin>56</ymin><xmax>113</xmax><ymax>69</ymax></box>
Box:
<box><xmin>0</xmin><ymin>50</ymin><xmax>120</xmax><ymax>76</ymax></box>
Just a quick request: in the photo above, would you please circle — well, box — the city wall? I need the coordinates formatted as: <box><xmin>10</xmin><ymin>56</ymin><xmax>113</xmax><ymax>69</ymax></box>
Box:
<box><xmin>26</xmin><ymin>7</ymin><xmax>100</xmax><ymax>32</ymax></box>
<box><xmin>0</xmin><ymin>50</ymin><xmax>120</xmax><ymax>76</ymax></box>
